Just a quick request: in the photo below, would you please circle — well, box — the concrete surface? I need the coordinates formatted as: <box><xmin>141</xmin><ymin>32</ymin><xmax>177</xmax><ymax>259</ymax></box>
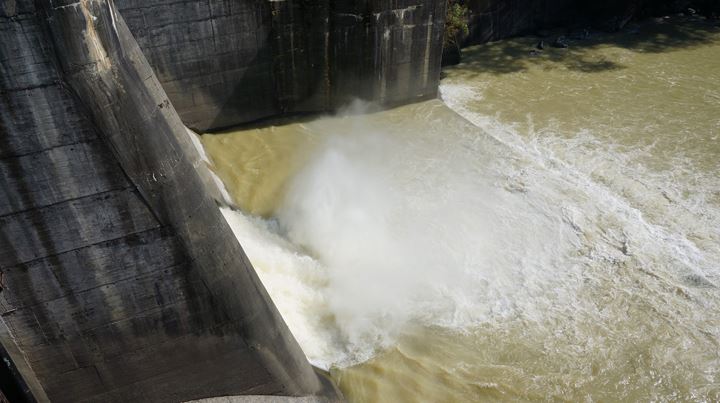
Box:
<box><xmin>115</xmin><ymin>0</ymin><xmax>447</xmax><ymax>131</ymax></box>
<box><xmin>0</xmin><ymin>0</ymin><xmax>335</xmax><ymax>401</ymax></box>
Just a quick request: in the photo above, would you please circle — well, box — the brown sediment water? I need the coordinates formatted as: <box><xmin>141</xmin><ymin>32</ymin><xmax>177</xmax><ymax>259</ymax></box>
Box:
<box><xmin>203</xmin><ymin>16</ymin><xmax>720</xmax><ymax>402</ymax></box>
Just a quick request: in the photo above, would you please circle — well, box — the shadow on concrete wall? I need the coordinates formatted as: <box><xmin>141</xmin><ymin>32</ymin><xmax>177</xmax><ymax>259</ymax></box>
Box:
<box><xmin>205</xmin><ymin>0</ymin><xmax>331</xmax><ymax>131</ymax></box>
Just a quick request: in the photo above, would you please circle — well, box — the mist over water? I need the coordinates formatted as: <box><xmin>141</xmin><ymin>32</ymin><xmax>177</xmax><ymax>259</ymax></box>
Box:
<box><xmin>218</xmin><ymin>102</ymin><xmax>585</xmax><ymax>368</ymax></box>
<box><xmin>275</xmin><ymin>114</ymin><xmax>580</xmax><ymax>361</ymax></box>
<box><xmin>206</xmin><ymin>17</ymin><xmax>720</xmax><ymax>402</ymax></box>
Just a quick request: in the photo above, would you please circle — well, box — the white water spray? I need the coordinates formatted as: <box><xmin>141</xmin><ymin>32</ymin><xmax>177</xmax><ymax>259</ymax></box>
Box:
<box><xmin>219</xmin><ymin>96</ymin><xmax>719</xmax><ymax>377</ymax></box>
<box><xmin>212</xmin><ymin>28</ymin><xmax>720</xmax><ymax>399</ymax></box>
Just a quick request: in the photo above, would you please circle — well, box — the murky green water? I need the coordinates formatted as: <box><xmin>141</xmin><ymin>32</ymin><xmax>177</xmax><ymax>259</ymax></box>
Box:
<box><xmin>204</xmin><ymin>16</ymin><xmax>720</xmax><ymax>402</ymax></box>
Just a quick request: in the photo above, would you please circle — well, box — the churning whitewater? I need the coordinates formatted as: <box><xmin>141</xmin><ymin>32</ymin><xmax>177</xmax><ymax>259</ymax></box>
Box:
<box><xmin>219</xmin><ymin>100</ymin><xmax>587</xmax><ymax>362</ymax></box>
<box><xmin>204</xmin><ymin>18</ymin><xmax>720</xmax><ymax>402</ymax></box>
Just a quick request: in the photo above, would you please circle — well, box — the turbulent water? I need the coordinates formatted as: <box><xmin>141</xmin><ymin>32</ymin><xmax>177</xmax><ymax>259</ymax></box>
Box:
<box><xmin>202</xmin><ymin>17</ymin><xmax>720</xmax><ymax>402</ymax></box>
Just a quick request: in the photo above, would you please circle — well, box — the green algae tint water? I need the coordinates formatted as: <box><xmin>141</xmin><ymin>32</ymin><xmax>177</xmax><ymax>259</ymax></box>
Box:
<box><xmin>203</xmin><ymin>16</ymin><xmax>720</xmax><ymax>402</ymax></box>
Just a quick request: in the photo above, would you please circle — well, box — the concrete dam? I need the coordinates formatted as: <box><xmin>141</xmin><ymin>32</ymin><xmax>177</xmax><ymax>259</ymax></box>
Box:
<box><xmin>0</xmin><ymin>0</ymin><xmax>445</xmax><ymax>401</ymax></box>
<box><xmin>4</xmin><ymin>0</ymin><xmax>719</xmax><ymax>402</ymax></box>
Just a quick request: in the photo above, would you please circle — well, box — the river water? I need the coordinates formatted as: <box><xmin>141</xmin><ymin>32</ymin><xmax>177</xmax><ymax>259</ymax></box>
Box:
<box><xmin>201</xmin><ymin>16</ymin><xmax>720</xmax><ymax>402</ymax></box>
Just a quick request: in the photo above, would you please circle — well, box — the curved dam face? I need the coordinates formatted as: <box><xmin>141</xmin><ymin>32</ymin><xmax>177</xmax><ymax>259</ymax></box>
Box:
<box><xmin>0</xmin><ymin>0</ymin><xmax>448</xmax><ymax>401</ymax></box>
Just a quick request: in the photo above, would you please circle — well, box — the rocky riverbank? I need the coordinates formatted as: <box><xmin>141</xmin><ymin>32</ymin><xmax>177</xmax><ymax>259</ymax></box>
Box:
<box><xmin>443</xmin><ymin>0</ymin><xmax>720</xmax><ymax>65</ymax></box>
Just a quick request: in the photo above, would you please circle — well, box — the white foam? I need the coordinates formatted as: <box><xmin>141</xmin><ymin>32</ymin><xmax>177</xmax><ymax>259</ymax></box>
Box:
<box><xmin>185</xmin><ymin>127</ymin><xmax>210</xmax><ymax>163</ymax></box>
<box><xmin>219</xmin><ymin>92</ymin><xmax>720</xmax><ymax>372</ymax></box>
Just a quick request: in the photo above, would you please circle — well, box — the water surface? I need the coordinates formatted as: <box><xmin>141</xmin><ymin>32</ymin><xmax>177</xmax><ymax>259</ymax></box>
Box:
<box><xmin>202</xmin><ymin>16</ymin><xmax>720</xmax><ymax>402</ymax></box>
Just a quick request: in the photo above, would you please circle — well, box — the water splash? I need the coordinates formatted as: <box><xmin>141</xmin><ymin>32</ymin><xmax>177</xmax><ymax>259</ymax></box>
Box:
<box><xmin>212</xmin><ymin>26</ymin><xmax>720</xmax><ymax>399</ymax></box>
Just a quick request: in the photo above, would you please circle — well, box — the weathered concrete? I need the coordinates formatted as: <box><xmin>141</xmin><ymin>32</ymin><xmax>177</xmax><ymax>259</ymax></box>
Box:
<box><xmin>1</xmin><ymin>0</ymin><xmax>453</xmax><ymax>401</ymax></box>
<box><xmin>115</xmin><ymin>0</ymin><xmax>447</xmax><ymax>131</ymax></box>
<box><xmin>0</xmin><ymin>0</ymin><xmax>336</xmax><ymax>401</ymax></box>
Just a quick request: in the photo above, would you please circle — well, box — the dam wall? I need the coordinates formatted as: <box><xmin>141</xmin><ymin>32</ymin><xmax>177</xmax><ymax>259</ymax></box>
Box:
<box><xmin>0</xmin><ymin>0</ymin><xmax>330</xmax><ymax>401</ymax></box>
<box><xmin>1</xmin><ymin>0</ymin><xmax>712</xmax><ymax>402</ymax></box>
<box><xmin>114</xmin><ymin>0</ymin><xmax>447</xmax><ymax>131</ymax></box>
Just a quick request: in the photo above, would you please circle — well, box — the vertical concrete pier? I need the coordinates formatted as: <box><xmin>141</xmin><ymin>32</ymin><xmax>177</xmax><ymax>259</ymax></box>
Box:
<box><xmin>0</xmin><ymin>1</ymin><xmax>328</xmax><ymax>401</ymax></box>
<box><xmin>1</xmin><ymin>0</ymin><xmax>448</xmax><ymax>401</ymax></box>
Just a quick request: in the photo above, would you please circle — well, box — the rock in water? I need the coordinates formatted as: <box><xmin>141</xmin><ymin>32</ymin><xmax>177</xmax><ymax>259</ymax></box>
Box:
<box><xmin>552</xmin><ymin>36</ymin><xmax>569</xmax><ymax>48</ymax></box>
